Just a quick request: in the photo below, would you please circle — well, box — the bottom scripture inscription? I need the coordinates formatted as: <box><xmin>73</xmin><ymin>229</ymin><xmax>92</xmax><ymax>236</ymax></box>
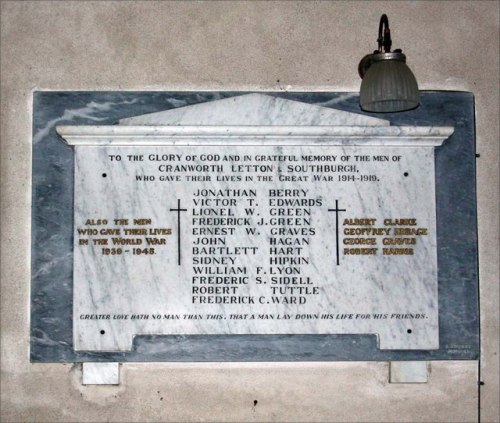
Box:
<box><xmin>68</xmin><ymin>143</ymin><xmax>440</xmax><ymax>351</ymax></box>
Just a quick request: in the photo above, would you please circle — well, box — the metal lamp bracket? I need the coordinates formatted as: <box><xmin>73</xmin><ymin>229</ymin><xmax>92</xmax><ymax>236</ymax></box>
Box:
<box><xmin>358</xmin><ymin>14</ymin><xmax>405</xmax><ymax>79</ymax></box>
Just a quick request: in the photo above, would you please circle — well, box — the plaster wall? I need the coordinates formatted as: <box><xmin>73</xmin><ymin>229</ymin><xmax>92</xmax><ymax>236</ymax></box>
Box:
<box><xmin>1</xmin><ymin>1</ymin><xmax>498</xmax><ymax>422</ymax></box>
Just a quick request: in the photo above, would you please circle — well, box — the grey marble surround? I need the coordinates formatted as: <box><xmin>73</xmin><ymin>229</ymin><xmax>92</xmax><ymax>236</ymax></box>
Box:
<box><xmin>31</xmin><ymin>92</ymin><xmax>479</xmax><ymax>362</ymax></box>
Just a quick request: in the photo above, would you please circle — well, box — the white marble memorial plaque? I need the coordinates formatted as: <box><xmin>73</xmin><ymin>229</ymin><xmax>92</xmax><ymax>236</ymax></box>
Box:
<box><xmin>57</xmin><ymin>94</ymin><xmax>453</xmax><ymax>352</ymax></box>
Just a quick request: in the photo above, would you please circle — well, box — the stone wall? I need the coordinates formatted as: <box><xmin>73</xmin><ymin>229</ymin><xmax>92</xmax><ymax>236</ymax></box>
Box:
<box><xmin>1</xmin><ymin>2</ymin><xmax>498</xmax><ymax>421</ymax></box>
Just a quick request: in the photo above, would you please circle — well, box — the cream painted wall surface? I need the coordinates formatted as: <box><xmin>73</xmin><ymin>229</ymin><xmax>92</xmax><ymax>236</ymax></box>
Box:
<box><xmin>1</xmin><ymin>1</ymin><xmax>498</xmax><ymax>422</ymax></box>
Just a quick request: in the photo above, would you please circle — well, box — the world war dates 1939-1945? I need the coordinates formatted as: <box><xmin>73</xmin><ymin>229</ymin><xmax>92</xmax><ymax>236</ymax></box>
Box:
<box><xmin>30</xmin><ymin>92</ymin><xmax>479</xmax><ymax>362</ymax></box>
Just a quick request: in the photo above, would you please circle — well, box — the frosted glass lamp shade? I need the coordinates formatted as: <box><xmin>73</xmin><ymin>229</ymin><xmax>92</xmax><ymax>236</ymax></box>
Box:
<box><xmin>360</xmin><ymin>56</ymin><xmax>420</xmax><ymax>113</ymax></box>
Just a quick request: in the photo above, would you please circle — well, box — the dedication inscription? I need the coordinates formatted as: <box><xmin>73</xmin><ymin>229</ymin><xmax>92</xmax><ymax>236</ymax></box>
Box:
<box><xmin>56</xmin><ymin>94</ymin><xmax>454</xmax><ymax>352</ymax></box>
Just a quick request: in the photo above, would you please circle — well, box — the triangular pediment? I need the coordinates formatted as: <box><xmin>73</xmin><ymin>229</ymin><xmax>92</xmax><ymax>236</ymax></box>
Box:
<box><xmin>119</xmin><ymin>93</ymin><xmax>389</xmax><ymax>126</ymax></box>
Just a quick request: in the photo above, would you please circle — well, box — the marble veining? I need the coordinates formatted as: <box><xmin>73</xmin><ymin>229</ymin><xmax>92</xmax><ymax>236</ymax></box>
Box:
<box><xmin>31</xmin><ymin>91</ymin><xmax>479</xmax><ymax>362</ymax></box>
<box><xmin>82</xmin><ymin>362</ymin><xmax>120</xmax><ymax>385</ymax></box>
<box><xmin>57</xmin><ymin>124</ymin><xmax>453</xmax><ymax>147</ymax></box>
<box><xmin>118</xmin><ymin>93</ymin><xmax>390</xmax><ymax>127</ymax></box>
<box><xmin>69</xmin><ymin>144</ymin><xmax>441</xmax><ymax>352</ymax></box>
<box><xmin>56</xmin><ymin>94</ymin><xmax>451</xmax><ymax>352</ymax></box>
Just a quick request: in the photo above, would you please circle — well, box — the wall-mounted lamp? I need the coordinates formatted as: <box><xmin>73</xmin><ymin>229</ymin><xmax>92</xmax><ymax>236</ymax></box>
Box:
<box><xmin>358</xmin><ymin>14</ymin><xmax>420</xmax><ymax>113</ymax></box>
